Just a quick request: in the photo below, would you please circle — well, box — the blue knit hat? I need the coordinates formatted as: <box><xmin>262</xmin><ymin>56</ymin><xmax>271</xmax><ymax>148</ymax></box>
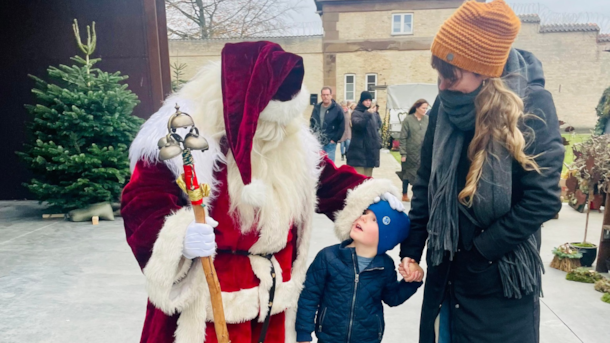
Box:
<box><xmin>367</xmin><ymin>200</ymin><xmax>411</xmax><ymax>255</ymax></box>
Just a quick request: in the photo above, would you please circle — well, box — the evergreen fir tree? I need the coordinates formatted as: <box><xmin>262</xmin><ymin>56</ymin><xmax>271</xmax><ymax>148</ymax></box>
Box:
<box><xmin>17</xmin><ymin>20</ymin><xmax>142</xmax><ymax>212</ymax></box>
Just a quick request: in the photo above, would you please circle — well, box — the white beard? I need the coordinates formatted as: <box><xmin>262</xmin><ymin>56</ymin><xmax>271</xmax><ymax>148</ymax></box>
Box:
<box><xmin>226</xmin><ymin>118</ymin><xmax>320</xmax><ymax>254</ymax></box>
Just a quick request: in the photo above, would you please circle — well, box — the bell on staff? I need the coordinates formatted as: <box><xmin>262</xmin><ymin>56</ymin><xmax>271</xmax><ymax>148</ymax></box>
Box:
<box><xmin>158</xmin><ymin>137</ymin><xmax>183</xmax><ymax>161</ymax></box>
<box><xmin>170</xmin><ymin>114</ymin><xmax>194</xmax><ymax>129</ymax></box>
<box><xmin>184</xmin><ymin>133</ymin><xmax>209</xmax><ymax>151</ymax></box>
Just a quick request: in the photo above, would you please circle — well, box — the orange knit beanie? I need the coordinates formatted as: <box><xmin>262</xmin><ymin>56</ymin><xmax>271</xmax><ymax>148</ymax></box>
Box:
<box><xmin>431</xmin><ymin>0</ymin><xmax>521</xmax><ymax>78</ymax></box>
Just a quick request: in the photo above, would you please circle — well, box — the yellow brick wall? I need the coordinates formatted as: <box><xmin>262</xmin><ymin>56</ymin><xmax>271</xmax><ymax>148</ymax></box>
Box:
<box><xmin>169</xmin><ymin>37</ymin><xmax>324</xmax><ymax>117</ymax></box>
<box><xmin>512</xmin><ymin>24</ymin><xmax>610</xmax><ymax>128</ymax></box>
<box><xmin>169</xmin><ymin>21</ymin><xmax>610</xmax><ymax>129</ymax></box>
<box><xmin>335</xmin><ymin>9</ymin><xmax>455</xmax><ymax>40</ymax></box>
<box><xmin>334</xmin><ymin>50</ymin><xmax>438</xmax><ymax>113</ymax></box>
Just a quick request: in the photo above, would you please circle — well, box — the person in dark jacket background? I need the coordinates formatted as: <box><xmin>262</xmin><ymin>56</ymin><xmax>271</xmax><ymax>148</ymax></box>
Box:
<box><xmin>296</xmin><ymin>183</ymin><xmax>422</xmax><ymax>343</ymax></box>
<box><xmin>347</xmin><ymin>91</ymin><xmax>381</xmax><ymax>176</ymax></box>
<box><xmin>398</xmin><ymin>1</ymin><xmax>564</xmax><ymax>343</ymax></box>
<box><xmin>310</xmin><ymin>86</ymin><xmax>345</xmax><ymax>161</ymax></box>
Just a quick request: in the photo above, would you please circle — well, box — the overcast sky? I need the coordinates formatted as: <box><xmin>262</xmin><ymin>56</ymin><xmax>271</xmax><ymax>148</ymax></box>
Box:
<box><xmin>290</xmin><ymin>0</ymin><xmax>610</xmax><ymax>33</ymax></box>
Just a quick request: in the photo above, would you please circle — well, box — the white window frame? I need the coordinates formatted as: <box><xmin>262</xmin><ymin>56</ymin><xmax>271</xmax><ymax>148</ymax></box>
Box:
<box><xmin>392</xmin><ymin>13</ymin><xmax>414</xmax><ymax>35</ymax></box>
<box><xmin>365</xmin><ymin>73</ymin><xmax>377</xmax><ymax>100</ymax></box>
<box><xmin>344</xmin><ymin>74</ymin><xmax>356</xmax><ymax>102</ymax></box>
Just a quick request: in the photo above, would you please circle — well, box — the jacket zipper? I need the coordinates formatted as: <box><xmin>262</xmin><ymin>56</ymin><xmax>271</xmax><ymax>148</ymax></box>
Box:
<box><xmin>346</xmin><ymin>251</ymin><xmax>359</xmax><ymax>343</ymax></box>
<box><xmin>346</xmin><ymin>253</ymin><xmax>385</xmax><ymax>343</ymax></box>
<box><xmin>318</xmin><ymin>307</ymin><xmax>327</xmax><ymax>332</ymax></box>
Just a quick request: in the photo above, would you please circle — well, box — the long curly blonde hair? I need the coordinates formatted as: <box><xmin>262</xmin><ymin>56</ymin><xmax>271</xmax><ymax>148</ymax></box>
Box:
<box><xmin>432</xmin><ymin>56</ymin><xmax>541</xmax><ymax>206</ymax></box>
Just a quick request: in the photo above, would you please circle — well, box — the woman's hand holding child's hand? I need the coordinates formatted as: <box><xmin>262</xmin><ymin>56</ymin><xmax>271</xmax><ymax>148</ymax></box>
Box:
<box><xmin>399</xmin><ymin>257</ymin><xmax>424</xmax><ymax>282</ymax></box>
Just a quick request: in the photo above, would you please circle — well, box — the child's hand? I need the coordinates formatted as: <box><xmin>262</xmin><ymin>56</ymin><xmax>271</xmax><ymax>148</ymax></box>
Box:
<box><xmin>399</xmin><ymin>257</ymin><xmax>424</xmax><ymax>282</ymax></box>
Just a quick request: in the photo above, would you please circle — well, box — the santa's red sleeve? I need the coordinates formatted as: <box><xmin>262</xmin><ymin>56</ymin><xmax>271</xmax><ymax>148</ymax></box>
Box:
<box><xmin>316</xmin><ymin>156</ymin><xmax>402</xmax><ymax>240</ymax></box>
<box><xmin>315</xmin><ymin>156</ymin><xmax>368</xmax><ymax>220</ymax></box>
<box><xmin>122</xmin><ymin>160</ymin><xmax>205</xmax><ymax>316</ymax></box>
<box><xmin>121</xmin><ymin>160</ymin><xmax>187</xmax><ymax>270</ymax></box>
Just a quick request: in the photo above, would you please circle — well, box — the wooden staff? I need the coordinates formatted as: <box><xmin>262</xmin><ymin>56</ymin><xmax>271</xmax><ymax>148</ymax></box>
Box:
<box><xmin>158</xmin><ymin>105</ymin><xmax>230</xmax><ymax>343</ymax></box>
<box><xmin>177</xmin><ymin>151</ymin><xmax>230</xmax><ymax>343</ymax></box>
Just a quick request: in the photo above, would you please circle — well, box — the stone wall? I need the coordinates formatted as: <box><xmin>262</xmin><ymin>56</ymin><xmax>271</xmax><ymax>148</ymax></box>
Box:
<box><xmin>336</xmin><ymin>9</ymin><xmax>456</xmax><ymax>40</ymax></box>
<box><xmin>513</xmin><ymin>23</ymin><xmax>610</xmax><ymax>129</ymax></box>
<box><xmin>169</xmin><ymin>15</ymin><xmax>610</xmax><ymax>129</ymax></box>
<box><xmin>169</xmin><ymin>36</ymin><xmax>324</xmax><ymax>116</ymax></box>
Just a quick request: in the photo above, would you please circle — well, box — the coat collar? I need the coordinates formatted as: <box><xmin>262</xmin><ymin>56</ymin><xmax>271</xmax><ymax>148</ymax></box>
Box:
<box><xmin>338</xmin><ymin>239</ymin><xmax>385</xmax><ymax>270</ymax></box>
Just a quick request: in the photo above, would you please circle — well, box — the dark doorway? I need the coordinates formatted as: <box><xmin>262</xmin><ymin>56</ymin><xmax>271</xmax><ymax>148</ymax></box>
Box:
<box><xmin>0</xmin><ymin>0</ymin><xmax>171</xmax><ymax>200</ymax></box>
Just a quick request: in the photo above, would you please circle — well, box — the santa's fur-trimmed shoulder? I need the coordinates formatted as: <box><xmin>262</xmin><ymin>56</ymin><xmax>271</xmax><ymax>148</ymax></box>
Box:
<box><xmin>333</xmin><ymin>179</ymin><xmax>400</xmax><ymax>241</ymax></box>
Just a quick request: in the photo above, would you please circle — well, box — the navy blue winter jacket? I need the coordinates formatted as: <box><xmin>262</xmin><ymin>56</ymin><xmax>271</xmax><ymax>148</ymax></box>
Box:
<box><xmin>296</xmin><ymin>240</ymin><xmax>422</xmax><ymax>343</ymax></box>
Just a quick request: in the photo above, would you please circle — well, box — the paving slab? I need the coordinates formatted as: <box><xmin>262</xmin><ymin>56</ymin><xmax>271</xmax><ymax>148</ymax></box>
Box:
<box><xmin>1</xmin><ymin>159</ymin><xmax>609</xmax><ymax>343</ymax></box>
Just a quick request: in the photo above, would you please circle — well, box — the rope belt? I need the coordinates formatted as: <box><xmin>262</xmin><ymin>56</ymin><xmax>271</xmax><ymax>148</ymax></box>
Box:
<box><xmin>217</xmin><ymin>249</ymin><xmax>277</xmax><ymax>343</ymax></box>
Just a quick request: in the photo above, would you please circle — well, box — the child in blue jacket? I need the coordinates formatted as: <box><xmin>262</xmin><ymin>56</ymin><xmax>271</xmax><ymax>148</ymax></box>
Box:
<box><xmin>296</xmin><ymin>195</ymin><xmax>423</xmax><ymax>343</ymax></box>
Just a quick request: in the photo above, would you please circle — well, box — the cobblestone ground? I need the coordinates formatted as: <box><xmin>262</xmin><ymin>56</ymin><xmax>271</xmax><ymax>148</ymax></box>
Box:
<box><xmin>1</xmin><ymin>148</ymin><xmax>608</xmax><ymax>342</ymax></box>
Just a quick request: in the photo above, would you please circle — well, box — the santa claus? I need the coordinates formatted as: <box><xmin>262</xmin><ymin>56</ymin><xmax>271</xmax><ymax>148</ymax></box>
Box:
<box><xmin>121</xmin><ymin>41</ymin><xmax>403</xmax><ymax>343</ymax></box>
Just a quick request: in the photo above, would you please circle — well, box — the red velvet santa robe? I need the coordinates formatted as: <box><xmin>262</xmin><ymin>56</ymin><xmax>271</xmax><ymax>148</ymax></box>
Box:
<box><xmin>121</xmin><ymin>155</ymin><xmax>371</xmax><ymax>343</ymax></box>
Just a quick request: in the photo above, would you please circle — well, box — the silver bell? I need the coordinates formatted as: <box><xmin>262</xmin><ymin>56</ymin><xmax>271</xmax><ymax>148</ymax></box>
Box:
<box><xmin>170</xmin><ymin>114</ymin><xmax>194</xmax><ymax>130</ymax></box>
<box><xmin>184</xmin><ymin>133</ymin><xmax>209</xmax><ymax>151</ymax></box>
<box><xmin>158</xmin><ymin>137</ymin><xmax>183</xmax><ymax>161</ymax></box>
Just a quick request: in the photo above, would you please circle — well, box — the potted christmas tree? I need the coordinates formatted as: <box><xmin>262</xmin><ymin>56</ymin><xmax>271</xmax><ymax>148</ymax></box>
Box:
<box><xmin>17</xmin><ymin>20</ymin><xmax>142</xmax><ymax>217</ymax></box>
<box><xmin>566</xmin><ymin>134</ymin><xmax>610</xmax><ymax>267</ymax></box>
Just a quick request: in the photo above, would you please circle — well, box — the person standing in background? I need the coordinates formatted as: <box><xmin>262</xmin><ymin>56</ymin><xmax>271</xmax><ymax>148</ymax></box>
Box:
<box><xmin>339</xmin><ymin>101</ymin><xmax>352</xmax><ymax>161</ymax></box>
<box><xmin>399</xmin><ymin>99</ymin><xmax>429</xmax><ymax>201</ymax></box>
<box><xmin>347</xmin><ymin>91</ymin><xmax>381</xmax><ymax>176</ymax></box>
<box><xmin>310</xmin><ymin>86</ymin><xmax>345</xmax><ymax>161</ymax></box>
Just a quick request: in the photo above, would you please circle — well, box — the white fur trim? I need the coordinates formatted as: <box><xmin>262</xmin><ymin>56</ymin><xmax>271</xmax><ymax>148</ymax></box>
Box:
<box><xmin>259</xmin><ymin>87</ymin><xmax>310</xmax><ymax>125</ymax></box>
<box><xmin>241</xmin><ymin>178</ymin><xmax>267</xmax><ymax>208</ymax></box>
<box><xmin>333</xmin><ymin>179</ymin><xmax>400</xmax><ymax>241</ymax></box>
<box><xmin>129</xmin><ymin>62</ymin><xmax>226</xmax><ymax>212</ymax></box>
<box><xmin>143</xmin><ymin>207</ymin><xmax>207</xmax><ymax>315</ymax></box>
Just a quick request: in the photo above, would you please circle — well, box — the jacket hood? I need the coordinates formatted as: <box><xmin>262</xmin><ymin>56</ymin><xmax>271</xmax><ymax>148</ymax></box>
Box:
<box><xmin>503</xmin><ymin>49</ymin><xmax>545</xmax><ymax>92</ymax></box>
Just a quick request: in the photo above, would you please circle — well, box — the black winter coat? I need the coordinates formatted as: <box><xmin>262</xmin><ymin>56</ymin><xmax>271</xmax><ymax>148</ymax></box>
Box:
<box><xmin>400</xmin><ymin>50</ymin><xmax>564</xmax><ymax>343</ymax></box>
<box><xmin>347</xmin><ymin>105</ymin><xmax>382</xmax><ymax>168</ymax></box>
<box><xmin>310</xmin><ymin>100</ymin><xmax>345</xmax><ymax>145</ymax></box>
<box><xmin>296</xmin><ymin>240</ymin><xmax>421</xmax><ymax>343</ymax></box>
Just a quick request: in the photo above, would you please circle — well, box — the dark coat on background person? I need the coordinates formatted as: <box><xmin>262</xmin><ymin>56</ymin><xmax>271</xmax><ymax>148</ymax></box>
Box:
<box><xmin>310</xmin><ymin>99</ymin><xmax>345</xmax><ymax>146</ymax></box>
<box><xmin>296</xmin><ymin>240</ymin><xmax>421</xmax><ymax>343</ymax></box>
<box><xmin>347</xmin><ymin>104</ymin><xmax>382</xmax><ymax>168</ymax></box>
<box><xmin>399</xmin><ymin>114</ymin><xmax>429</xmax><ymax>182</ymax></box>
<box><xmin>400</xmin><ymin>51</ymin><xmax>564</xmax><ymax>343</ymax></box>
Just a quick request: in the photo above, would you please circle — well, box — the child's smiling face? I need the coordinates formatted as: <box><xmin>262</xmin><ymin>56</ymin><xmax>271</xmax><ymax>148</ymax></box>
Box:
<box><xmin>350</xmin><ymin>209</ymin><xmax>379</xmax><ymax>248</ymax></box>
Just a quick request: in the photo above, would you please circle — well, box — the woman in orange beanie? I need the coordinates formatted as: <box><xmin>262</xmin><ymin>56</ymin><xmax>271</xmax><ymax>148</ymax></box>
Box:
<box><xmin>398</xmin><ymin>1</ymin><xmax>564</xmax><ymax>342</ymax></box>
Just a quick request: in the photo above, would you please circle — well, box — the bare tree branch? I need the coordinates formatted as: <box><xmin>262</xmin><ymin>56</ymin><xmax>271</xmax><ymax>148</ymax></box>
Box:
<box><xmin>165</xmin><ymin>0</ymin><xmax>304</xmax><ymax>39</ymax></box>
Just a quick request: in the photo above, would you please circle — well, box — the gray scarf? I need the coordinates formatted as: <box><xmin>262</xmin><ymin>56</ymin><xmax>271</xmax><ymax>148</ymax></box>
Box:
<box><xmin>427</xmin><ymin>49</ymin><xmax>543</xmax><ymax>299</ymax></box>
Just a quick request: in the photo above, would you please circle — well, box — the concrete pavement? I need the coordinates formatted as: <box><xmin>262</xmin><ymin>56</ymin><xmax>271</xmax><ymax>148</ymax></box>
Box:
<box><xmin>1</xmin><ymin>150</ymin><xmax>609</xmax><ymax>342</ymax></box>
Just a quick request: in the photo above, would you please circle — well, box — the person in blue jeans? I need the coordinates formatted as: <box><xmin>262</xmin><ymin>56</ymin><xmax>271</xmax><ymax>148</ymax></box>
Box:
<box><xmin>310</xmin><ymin>86</ymin><xmax>345</xmax><ymax>161</ymax></box>
<box><xmin>296</xmin><ymin>190</ymin><xmax>423</xmax><ymax>343</ymax></box>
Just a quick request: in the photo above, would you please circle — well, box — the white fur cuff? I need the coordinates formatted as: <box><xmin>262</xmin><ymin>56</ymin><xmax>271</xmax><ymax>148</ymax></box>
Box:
<box><xmin>143</xmin><ymin>207</ymin><xmax>207</xmax><ymax>315</ymax></box>
<box><xmin>333</xmin><ymin>179</ymin><xmax>400</xmax><ymax>241</ymax></box>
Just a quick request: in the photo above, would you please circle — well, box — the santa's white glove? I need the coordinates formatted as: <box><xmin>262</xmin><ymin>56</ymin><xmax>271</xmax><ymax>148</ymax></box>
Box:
<box><xmin>374</xmin><ymin>192</ymin><xmax>406</xmax><ymax>212</ymax></box>
<box><xmin>182</xmin><ymin>217</ymin><xmax>218</xmax><ymax>260</ymax></box>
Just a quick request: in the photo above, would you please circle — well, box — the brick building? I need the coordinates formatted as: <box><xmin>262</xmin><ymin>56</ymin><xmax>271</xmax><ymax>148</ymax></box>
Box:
<box><xmin>169</xmin><ymin>0</ymin><xmax>610</xmax><ymax>129</ymax></box>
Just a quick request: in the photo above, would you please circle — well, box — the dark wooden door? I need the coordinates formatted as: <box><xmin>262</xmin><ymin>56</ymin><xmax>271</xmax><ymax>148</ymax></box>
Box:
<box><xmin>0</xmin><ymin>0</ymin><xmax>170</xmax><ymax>200</ymax></box>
